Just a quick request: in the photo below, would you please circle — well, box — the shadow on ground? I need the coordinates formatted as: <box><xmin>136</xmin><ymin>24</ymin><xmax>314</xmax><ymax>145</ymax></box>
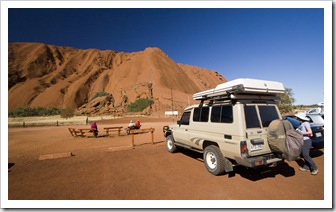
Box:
<box><xmin>175</xmin><ymin>148</ymin><xmax>324</xmax><ymax>181</ymax></box>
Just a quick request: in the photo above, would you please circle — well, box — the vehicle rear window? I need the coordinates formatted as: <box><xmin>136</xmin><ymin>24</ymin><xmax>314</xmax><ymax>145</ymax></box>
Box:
<box><xmin>211</xmin><ymin>105</ymin><xmax>233</xmax><ymax>123</ymax></box>
<box><xmin>244</xmin><ymin>106</ymin><xmax>260</xmax><ymax>128</ymax></box>
<box><xmin>258</xmin><ymin>105</ymin><xmax>279</xmax><ymax>127</ymax></box>
<box><xmin>193</xmin><ymin>107</ymin><xmax>209</xmax><ymax>122</ymax></box>
<box><xmin>308</xmin><ymin>115</ymin><xmax>324</xmax><ymax>124</ymax></box>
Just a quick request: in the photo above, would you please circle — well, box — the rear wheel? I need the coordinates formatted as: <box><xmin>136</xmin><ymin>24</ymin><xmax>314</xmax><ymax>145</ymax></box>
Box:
<box><xmin>166</xmin><ymin>135</ymin><xmax>178</xmax><ymax>153</ymax></box>
<box><xmin>203</xmin><ymin>145</ymin><xmax>226</xmax><ymax>176</ymax></box>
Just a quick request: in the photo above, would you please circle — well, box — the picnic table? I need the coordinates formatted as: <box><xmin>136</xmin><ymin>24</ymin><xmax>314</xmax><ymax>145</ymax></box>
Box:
<box><xmin>103</xmin><ymin>126</ymin><xmax>123</xmax><ymax>137</ymax></box>
<box><xmin>68</xmin><ymin>128</ymin><xmax>98</xmax><ymax>137</ymax></box>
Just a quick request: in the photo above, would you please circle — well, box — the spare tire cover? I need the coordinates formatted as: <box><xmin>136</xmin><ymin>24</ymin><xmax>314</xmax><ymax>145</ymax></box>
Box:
<box><xmin>267</xmin><ymin>119</ymin><xmax>294</xmax><ymax>156</ymax></box>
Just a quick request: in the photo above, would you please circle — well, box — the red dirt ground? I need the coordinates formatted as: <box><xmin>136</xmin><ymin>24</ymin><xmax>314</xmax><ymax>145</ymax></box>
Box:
<box><xmin>7</xmin><ymin>117</ymin><xmax>326</xmax><ymax>207</ymax></box>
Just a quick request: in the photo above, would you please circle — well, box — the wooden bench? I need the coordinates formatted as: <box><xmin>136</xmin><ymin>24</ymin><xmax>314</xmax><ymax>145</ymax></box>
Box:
<box><xmin>103</xmin><ymin>126</ymin><xmax>123</xmax><ymax>137</ymax></box>
<box><xmin>129</xmin><ymin>128</ymin><xmax>155</xmax><ymax>148</ymax></box>
<box><xmin>68</xmin><ymin>128</ymin><xmax>82</xmax><ymax>137</ymax></box>
<box><xmin>68</xmin><ymin>128</ymin><xmax>98</xmax><ymax>137</ymax></box>
<box><xmin>78</xmin><ymin>128</ymin><xmax>98</xmax><ymax>137</ymax></box>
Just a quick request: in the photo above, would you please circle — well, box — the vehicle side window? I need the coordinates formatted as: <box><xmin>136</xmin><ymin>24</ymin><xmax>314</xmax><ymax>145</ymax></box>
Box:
<box><xmin>193</xmin><ymin>107</ymin><xmax>209</xmax><ymax>122</ymax></box>
<box><xmin>309</xmin><ymin>109</ymin><xmax>317</xmax><ymax>113</ymax></box>
<box><xmin>179</xmin><ymin>111</ymin><xmax>191</xmax><ymax>125</ymax></box>
<box><xmin>211</xmin><ymin>105</ymin><xmax>233</xmax><ymax>123</ymax></box>
<box><xmin>201</xmin><ymin>107</ymin><xmax>209</xmax><ymax>122</ymax></box>
<box><xmin>221</xmin><ymin>105</ymin><xmax>233</xmax><ymax>123</ymax></box>
<box><xmin>244</xmin><ymin>106</ymin><xmax>260</xmax><ymax>128</ymax></box>
<box><xmin>258</xmin><ymin>106</ymin><xmax>279</xmax><ymax>127</ymax></box>
<box><xmin>193</xmin><ymin>108</ymin><xmax>200</xmax><ymax>122</ymax></box>
<box><xmin>211</xmin><ymin>106</ymin><xmax>221</xmax><ymax>122</ymax></box>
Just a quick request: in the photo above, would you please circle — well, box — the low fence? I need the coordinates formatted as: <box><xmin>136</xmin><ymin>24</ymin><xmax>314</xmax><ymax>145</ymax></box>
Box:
<box><xmin>8</xmin><ymin>115</ymin><xmax>120</xmax><ymax>128</ymax></box>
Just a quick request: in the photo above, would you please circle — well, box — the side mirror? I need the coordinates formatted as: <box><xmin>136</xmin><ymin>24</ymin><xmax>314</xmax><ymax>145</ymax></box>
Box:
<box><xmin>177</xmin><ymin>120</ymin><xmax>181</xmax><ymax>126</ymax></box>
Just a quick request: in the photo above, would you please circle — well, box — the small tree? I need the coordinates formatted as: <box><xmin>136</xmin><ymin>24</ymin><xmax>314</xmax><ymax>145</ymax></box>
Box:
<box><xmin>60</xmin><ymin>107</ymin><xmax>75</xmax><ymax>119</ymax></box>
<box><xmin>276</xmin><ymin>88</ymin><xmax>295</xmax><ymax>114</ymax></box>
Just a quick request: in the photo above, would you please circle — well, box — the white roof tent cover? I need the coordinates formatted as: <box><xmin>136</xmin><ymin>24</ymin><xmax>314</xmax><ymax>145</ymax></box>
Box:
<box><xmin>193</xmin><ymin>78</ymin><xmax>286</xmax><ymax>100</ymax></box>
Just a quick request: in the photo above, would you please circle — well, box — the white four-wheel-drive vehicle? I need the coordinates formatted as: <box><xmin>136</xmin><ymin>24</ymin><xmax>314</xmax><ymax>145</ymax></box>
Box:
<box><xmin>163</xmin><ymin>78</ymin><xmax>290</xmax><ymax>176</ymax></box>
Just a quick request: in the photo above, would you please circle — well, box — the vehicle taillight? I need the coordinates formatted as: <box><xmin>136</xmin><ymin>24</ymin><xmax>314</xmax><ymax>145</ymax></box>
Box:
<box><xmin>240</xmin><ymin>141</ymin><xmax>248</xmax><ymax>157</ymax></box>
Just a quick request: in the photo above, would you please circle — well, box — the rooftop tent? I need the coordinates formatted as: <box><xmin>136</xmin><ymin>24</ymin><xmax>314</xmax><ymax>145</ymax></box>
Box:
<box><xmin>193</xmin><ymin>78</ymin><xmax>286</xmax><ymax>100</ymax></box>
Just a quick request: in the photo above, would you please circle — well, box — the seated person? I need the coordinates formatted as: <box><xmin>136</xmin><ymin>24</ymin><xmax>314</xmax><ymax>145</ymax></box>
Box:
<box><xmin>90</xmin><ymin>122</ymin><xmax>98</xmax><ymax>137</ymax></box>
<box><xmin>126</xmin><ymin>120</ymin><xmax>135</xmax><ymax>135</ymax></box>
<box><xmin>135</xmin><ymin>120</ymin><xmax>141</xmax><ymax>129</ymax></box>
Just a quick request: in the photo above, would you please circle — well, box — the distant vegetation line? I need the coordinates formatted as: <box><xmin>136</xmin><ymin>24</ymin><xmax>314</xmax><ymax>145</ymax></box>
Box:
<box><xmin>8</xmin><ymin>98</ymin><xmax>155</xmax><ymax>118</ymax></box>
<box><xmin>8</xmin><ymin>106</ymin><xmax>75</xmax><ymax>119</ymax></box>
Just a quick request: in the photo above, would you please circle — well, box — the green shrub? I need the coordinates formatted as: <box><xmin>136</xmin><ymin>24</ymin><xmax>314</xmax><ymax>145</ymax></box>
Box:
<box><xmin>91</xmin><ymin>91</ymin><xmax>110</xmax><ymax>100</ymax></box>
<box><xmin>60</xmin><ymin>107</ymin><xmax>75</xmax><ymax>119</ymax></box>
<box><xmin>127</xmin><ymin>98</ymin><xmax>154</xmax><ymax>112</ymax></box>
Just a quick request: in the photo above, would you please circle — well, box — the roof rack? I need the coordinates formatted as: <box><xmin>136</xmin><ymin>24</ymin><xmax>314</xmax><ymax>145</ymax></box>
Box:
<box><xmin>193</xmin><ymin>78</ymin><xmax>285</xmax><ymax>101</ymax></box>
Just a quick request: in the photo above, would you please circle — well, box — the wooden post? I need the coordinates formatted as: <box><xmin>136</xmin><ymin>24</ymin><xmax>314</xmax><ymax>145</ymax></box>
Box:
<box><xmin>151</xmin><ymin>128</ymin><xmax>154</xmax><ymax>144</ymax></box>
<box><xmin>131</xmin><ymin>134</ymin><xmax>135</xmax><ymax>149</ymax></box>
<box><xmin>106</xmin><ymin>129</ymin><xmax>109</xmax><ymax>137</ymax></box>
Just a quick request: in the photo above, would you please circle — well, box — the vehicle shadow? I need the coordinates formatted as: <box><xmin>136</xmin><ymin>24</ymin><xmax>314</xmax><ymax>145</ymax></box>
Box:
<box><xmin>178</xmin><ymin>148</ymin><xmax>296</xmax><ymax>181</ymax></box>
<box><xmin>230</xmin><ymin>162</ymin><xmax>295</xmax><ymax>181</ymax></box>
<box><xmin>179</xmin><ymin>148</ymin><xmax>203</xmax><ymax>162</ymax></box>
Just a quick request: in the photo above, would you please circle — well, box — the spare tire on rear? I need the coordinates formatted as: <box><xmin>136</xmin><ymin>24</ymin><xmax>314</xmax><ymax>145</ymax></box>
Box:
<box><xmin>267</xmin><ymin>119</ymin><xmax>303</xmax><ymax>161</ymax></box>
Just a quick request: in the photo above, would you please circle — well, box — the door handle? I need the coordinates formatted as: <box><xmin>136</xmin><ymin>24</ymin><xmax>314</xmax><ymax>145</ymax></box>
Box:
<box><xmin>185</xmin><ymin>129</ymin><xmax>188</xmax><ymax>131</ymax></box>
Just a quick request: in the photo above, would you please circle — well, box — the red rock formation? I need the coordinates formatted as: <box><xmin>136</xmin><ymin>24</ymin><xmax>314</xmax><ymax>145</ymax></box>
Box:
<box><xmin>8</xmin><ymin>42</ymin><xmax>227</xmax><ymax>115</ymax></box>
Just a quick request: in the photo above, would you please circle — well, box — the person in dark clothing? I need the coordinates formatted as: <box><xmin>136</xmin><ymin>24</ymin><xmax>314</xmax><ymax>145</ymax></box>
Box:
<box><xmin>295</xmin><ymin>113</ymin><xmax>318</xmax><ymax>175</ymax></box>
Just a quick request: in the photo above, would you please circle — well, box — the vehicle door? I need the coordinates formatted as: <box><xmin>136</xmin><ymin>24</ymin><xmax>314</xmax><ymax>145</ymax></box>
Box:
<box><xmin>244</xmin><ymin>105</ymin><xmax>279</xmax><ymax>155</ymax></box>
<box><xmin>173</xmin><ymin>111</ymin><xmax>191</xmax><ymax>144</ymax></box>
<box><xmin>188</xmin><ymin>106</ymin><xmax>210</xmax><ymax>149</ymax></box>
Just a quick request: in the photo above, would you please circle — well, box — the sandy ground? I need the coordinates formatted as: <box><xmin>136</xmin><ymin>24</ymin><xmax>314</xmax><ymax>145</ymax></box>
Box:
<box><xmin>6</xmin><ymin>117</ymin><xmax>325</xmax><ymax>206</ymax></box>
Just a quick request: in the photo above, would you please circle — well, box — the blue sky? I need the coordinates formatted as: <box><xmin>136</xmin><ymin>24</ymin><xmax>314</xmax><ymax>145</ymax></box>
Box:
<box><xmin>8</xmin><ymin>7</ymin><xmax>325</xmax><ymax>105</ymax></box>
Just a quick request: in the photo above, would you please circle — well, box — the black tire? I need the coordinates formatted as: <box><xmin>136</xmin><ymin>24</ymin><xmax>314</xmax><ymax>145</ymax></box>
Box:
<box><xmin>166</xmin><ymin>135</ymin><xmax>178</xmax><ymax>153</ymax></box>
<box><xmin>203</xmin><ymin>145</ymin><xmax>226</xmax><ymax>176</ymax></box>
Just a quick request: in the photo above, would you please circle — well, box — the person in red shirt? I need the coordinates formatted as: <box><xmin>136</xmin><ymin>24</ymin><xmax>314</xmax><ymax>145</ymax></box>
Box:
<box><xmin>135</xmin><ymin>120</ymin><xmax>141</xmax><ymax>129</ymax></box>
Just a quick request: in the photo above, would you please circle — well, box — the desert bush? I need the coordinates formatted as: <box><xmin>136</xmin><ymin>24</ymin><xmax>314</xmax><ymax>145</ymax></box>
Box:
<box><xmin>127</xmin><ymin>98</ymin><xmax>154</xmax><ymax>112</ymax></box>
<box><xmin>60</xmin><ymin>107</ymin><xmax>75</xmax><ymax>119</ymax></box>
<box><xmin>91</xmin><ymin>91</ymin><xmax>110</xmax><ymax>100</ymax></box>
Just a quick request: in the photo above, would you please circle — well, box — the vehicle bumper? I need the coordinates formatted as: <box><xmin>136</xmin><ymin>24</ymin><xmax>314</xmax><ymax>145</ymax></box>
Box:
<box><xmin>234</xmin><ymin>154</ymin><xmax>283</xmax><ymax>168</ymax></box>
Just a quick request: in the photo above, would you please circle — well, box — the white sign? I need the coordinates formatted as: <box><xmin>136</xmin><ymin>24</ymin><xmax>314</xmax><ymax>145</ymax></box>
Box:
<box><xmin>165</xmin><ymin>111</ymin><xmax>178</xmax><ymax>116</ymax></box>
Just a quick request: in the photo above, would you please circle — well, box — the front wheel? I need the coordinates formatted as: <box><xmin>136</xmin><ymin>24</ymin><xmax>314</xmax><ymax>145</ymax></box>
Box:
<box><xmin>203</xmin><ymin>145</ymin><xmax>226</xmax><ymax>176</ymax></box>
<box><xmin>166</xmin><ymin>135</ymin><xmax>178</xmax><ymax>153</ymax></box>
